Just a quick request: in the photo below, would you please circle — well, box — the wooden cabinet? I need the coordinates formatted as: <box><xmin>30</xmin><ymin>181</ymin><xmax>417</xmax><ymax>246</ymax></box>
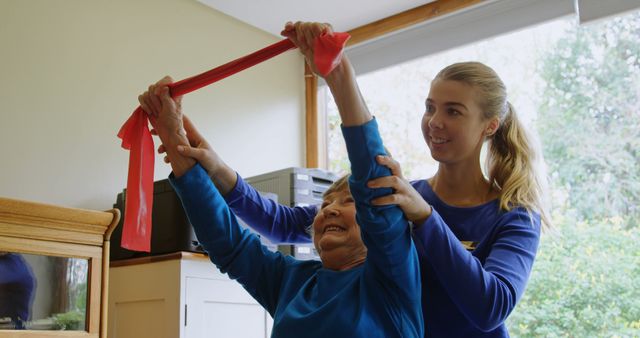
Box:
<box><xmin>0</xmin><ymin>197</ymin><xmax>120</xmax><ymax>338</ymax></box>
<box><xmin>108</xmin><ymin>252</ymin><xmax>272</xmax><ymax>338</ymax></box>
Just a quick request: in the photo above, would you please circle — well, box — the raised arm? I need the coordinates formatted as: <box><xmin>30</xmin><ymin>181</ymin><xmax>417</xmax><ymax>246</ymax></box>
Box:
<box><xmin>139</xmin><ymin>78</ymin><xmax>292</xmax><ymax>314</ymax></box>
<box><xmin>224</xmin><ymin>175</ymin><xmax>315</xmax><ymax>244</ymax></box>
<box><xmin>169</xmin><ymin>164</ymin><xmax>290</xmax><ymax>315</ymax></box>
<box><xmin>284</xmin><ymin>21</ymin><xmax>421</xmax><ymax>294</ymax></box>
<box><xmin>339</xmin><ymin>102</ymin><xmax>423</xmax><ymax>337</ymax></box>
<box><xmin>281</xmin><ymin>22</ymin><xmax>371</xmax><ymax>127</ymax></box>
<box><xmin>342</xmin><ymin>120</ymin><xmax>420</xmax><ymax>284</ymax></box>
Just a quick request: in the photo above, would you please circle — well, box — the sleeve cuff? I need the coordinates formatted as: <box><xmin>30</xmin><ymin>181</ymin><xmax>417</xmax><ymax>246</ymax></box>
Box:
<box><xmin>223</xmin><ymin>172</ymin><xmax>247</xmax><ymax>205</ymax></box>
<box><xmin>169</xmin><ymin>163</ymin><xmax>209</xmax><ymax>190</ymax></box>
<box><xmin>412</xmin><ymin>207</ymin><xmax>446</xmax><ymax>253</ymax></box>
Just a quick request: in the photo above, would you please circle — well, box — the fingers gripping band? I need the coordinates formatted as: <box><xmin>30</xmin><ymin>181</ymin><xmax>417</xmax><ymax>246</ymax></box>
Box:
<box><xmin>117</xmin><ymin>33</ymin><xmax>350</xmax><ymax>252</ymax></box>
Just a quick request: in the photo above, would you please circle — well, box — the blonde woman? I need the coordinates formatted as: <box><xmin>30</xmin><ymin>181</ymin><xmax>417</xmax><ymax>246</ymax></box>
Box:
<box><xmin>159</xmin><ymin>22</ymin><xmax>551</xmax><ymax>337</ymax></box>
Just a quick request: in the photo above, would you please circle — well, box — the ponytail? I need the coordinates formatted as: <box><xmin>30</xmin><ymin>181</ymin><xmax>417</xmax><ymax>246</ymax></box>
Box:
<box><xmin>487</xmin><ymin>102</ymin><xmax>551</xmax><ymax>230</ymax></box>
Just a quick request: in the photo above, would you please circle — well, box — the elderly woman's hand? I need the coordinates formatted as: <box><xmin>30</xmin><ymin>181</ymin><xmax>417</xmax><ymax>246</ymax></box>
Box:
<box><xmin>281</xmin><ymin>21</ymin><xmax>334</xmax><ymax>77</ymax></box>
<box><xmin>367</xmin><ymin>155</ymin><xmax>432</xmax><ymax>226</ymax></box>
<box><xmin>139</xmin><ymin>76</ymin><xmax>195</xmax><ymax>177</ymax></box>
<box><xmin>138</xmin><ymin>75</ymin><xmax>184</xmax><ymax>140</ymax></box>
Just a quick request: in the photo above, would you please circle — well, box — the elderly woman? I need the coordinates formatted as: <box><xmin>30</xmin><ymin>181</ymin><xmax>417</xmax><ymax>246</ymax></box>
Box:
<box><xmin>139</xmin><ymin>60</ymin><xmax>423</xmax><ymax>338</ymax></box>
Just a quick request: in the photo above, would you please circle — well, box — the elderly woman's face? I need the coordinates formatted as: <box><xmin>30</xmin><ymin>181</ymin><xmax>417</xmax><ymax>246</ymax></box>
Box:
<box><xmin>312</xmin><ymin>189</ymin><xmax>367</xmax><ymax>270</ymax></box>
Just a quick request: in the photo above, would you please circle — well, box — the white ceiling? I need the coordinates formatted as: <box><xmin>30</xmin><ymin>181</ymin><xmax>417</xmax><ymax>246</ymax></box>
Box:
<box><xmin>196</xmin><ymin>0</ymin><xmax>436</xmax><ymax>37</ymax></box>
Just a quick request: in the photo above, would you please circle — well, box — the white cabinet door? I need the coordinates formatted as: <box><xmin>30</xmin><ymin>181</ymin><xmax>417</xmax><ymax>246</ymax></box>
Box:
<box><xmin>184</xmin><ymin>276</ymin><xmax>269</xmax><ymax>338</ymax></box>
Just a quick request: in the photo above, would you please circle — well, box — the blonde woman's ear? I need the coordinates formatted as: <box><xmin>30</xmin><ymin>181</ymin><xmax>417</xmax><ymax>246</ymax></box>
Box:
<box><xmin>485</xmin><ymin>118</ymin><xmax>500</xmax><ymax>136</ymax></box>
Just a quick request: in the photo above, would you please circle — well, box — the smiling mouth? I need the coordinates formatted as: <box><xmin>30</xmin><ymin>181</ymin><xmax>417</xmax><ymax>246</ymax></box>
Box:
<box><xmin>430</xmin><ymin>136</ymin><xmax>449</xmax><ymax>144</ymax></box>
<box><xmin>323</xmin><ymin>225</ymin><xmax>346</xmax><ymax>234</ymax></box>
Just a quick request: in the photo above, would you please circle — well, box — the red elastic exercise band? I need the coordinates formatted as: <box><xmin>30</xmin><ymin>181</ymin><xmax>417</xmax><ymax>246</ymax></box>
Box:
<box><xmin>118</xmin><ymin>32</ymin><xmax>350</xmax><ymax>252</ymax></box>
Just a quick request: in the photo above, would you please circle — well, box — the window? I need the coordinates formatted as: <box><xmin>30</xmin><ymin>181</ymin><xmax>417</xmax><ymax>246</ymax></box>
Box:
<box><xmin>321</xmin><ymin>9</ymin><xmax>640</xmax><ymax>336</ymax></box>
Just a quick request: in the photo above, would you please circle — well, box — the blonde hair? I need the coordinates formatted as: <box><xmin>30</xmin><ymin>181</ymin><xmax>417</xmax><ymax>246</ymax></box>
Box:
<box><xmin>323</xmin><ymin>174</ymin><xmax>350</xmax><ymax>199</ymax></box>
<box><xmin>435</xmin><ymin>62</ymin><xmax>551</xmax><ymax>230</ymax></box>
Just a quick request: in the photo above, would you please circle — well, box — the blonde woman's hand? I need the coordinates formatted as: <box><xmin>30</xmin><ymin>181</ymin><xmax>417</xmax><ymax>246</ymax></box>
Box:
<box><xmin>154</xmin><ymin>115</ymin><xmax>238</xmax><ymax>195</ymax></box>
<box><xmin>155</xmin><ymin>116</ymin><xmax>217</xmax><ymax>172</ymax></box>
<box><xmin>367</xmin><ymin>155</ymin><xmax>432</xmax><ymax>225</ymax></box>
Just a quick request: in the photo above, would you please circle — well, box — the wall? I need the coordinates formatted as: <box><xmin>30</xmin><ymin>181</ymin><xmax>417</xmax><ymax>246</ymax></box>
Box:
<box><xmin>0</xmin><ymin>0</ymin><xmax>305</xmax><ymax>210</ymax></box>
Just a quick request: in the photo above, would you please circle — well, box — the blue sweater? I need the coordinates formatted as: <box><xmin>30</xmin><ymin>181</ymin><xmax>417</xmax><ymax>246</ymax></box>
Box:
<box><xmin>224</xmin><ymin>123</ymin><xmax>541</xmax><ymax>337</ymax></box>
<box><xmin>169</xmin><ymin>119</ymin><xmax>423</xmax><ymax>338</ymax></box>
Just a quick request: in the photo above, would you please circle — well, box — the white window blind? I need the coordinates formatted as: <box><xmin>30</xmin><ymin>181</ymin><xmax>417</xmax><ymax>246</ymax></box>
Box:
<box><xmin>344</xmin><ymin>0</ymin><xmax>576</xmax><ymax>76</ymax></box>
<box><xmin>575</xmin><ymin>0</ymin><xmax>640</xmax><ymax>24</ymax></box>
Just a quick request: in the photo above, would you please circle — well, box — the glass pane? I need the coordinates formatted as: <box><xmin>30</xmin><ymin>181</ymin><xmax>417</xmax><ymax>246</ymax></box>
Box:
<box><xmin>0</xmin><ymin>252</ymin><xmax>88</xmax><ymax>331</ymax></box>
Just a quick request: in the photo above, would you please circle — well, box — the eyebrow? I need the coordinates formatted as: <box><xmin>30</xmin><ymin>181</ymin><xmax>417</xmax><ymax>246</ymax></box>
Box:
<box><xmin>319</xmin><ymin>190</ymin><xmax>350</xmax><ymax>208</ymax></box>
<box><xmin>320</xmin><ymin>196</ymin><xmax>334</xmax><ymax>208</ymax></box>
<box><xmin>426</xmin><ymin>98</ymin><xmax>469</xmax><ymax>111</ymax></box>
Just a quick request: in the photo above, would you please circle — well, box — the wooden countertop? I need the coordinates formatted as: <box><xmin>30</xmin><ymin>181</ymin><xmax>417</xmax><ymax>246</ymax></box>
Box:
<box><xmin>110</xmin><ymin>251</ymin><xmax>208</xmax><ymax>267</ymax></box>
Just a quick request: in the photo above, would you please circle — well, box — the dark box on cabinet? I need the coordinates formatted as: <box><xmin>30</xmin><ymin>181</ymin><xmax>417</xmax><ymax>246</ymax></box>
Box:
<box><xmin>110</xmin><ymin>179</ymin><xmax>201</xmax><ymax>261</ymax></box>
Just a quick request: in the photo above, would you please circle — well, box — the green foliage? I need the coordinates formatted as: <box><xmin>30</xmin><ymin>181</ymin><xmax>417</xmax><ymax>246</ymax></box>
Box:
<box><xmin>507</xmin><ymin>215</ymin><xmax>640</xmax><ymax>336</ymax></box>
<box><xmin>536</xmin><ymin>12</ymin><xmax>640</xmax><ymax>227</ymax></box>
<box><xmin>510</xmin><ymin>12</ymin><xmax>640</xmax><ymax>336</ymax></box>
<box><xmin>52</xmin><ymin>310</ymin><xmax>85</xmax><ymax>330</ymax></box>
<box><xmin>74</xmin><ymin>282</ymin><xmax>87</xmax><ymax>313</ymax></box>
<box><xmin>51</xmin><ymin>282</ymin><xmax>87</xmax><ymax>331</ymax></box>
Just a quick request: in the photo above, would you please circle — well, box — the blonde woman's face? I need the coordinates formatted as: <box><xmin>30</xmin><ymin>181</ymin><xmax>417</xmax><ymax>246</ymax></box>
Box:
<box><xmin>422</xmin><ymin>79</ymin><xmax>491</xmax><ymax>164</ymax></box>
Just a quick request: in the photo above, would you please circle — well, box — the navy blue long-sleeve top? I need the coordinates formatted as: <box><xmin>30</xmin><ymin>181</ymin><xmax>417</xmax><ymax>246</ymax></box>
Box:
<box><xmin>169</xmin><ymin>118</ymin><xmax>423</xmax><ymax>338</ymax></box>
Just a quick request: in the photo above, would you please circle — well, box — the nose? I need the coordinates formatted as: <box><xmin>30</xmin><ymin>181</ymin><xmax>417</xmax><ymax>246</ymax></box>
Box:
<box><xmin>428</xmin><ymin>111</ymin><xmax>444</xmax><ymax>130</ymax></box>
<box><xmin>322</xmin><ymin>203</ymin><xmax>340</xmax><ymax>217</ymax></box>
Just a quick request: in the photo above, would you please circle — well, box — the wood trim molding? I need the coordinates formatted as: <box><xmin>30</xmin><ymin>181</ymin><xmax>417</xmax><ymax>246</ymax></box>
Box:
<box><xmin>109</xmin><ymin>251</ymin><xmax>208</xmax><ymax>268</ymax></box>
<box><xmin>304</xmin><ymin>0</ymin><xmax>483</xmax><ymax>168</ymax></box>
<box><xmin>100</xmin><ymin>208</ymin><xmax>120</xmax><ymax>338</ymax></box>
<box><xmin>347</xmin><ymin>0</ymin><xmax>485</xmax><ymax>46</ymax></box>
<box><xmin>0</xmin><ymin>198</ymin><xmax>114</xmax><ymax>246</ymax></box>
<box><xmin>304</xmin><ymin>62</ymin><xmax>319</xmax><ymax>168</ymax></box>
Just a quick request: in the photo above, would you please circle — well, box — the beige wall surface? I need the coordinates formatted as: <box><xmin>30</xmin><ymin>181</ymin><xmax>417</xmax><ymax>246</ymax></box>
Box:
<box><xmin>0</xmin><ymin>0</ymin><xmax>305</xmax><ymax>210</ymax></box>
